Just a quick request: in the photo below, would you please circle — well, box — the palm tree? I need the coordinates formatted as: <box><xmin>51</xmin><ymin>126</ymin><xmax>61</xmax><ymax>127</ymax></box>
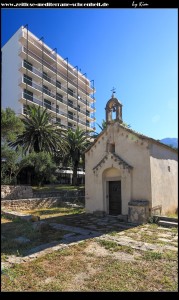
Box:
<box><xmin>97</xmin><ymin>119</ymin><xmax>107</xmax><ymax>131</ymax></box>
<box><xmin>65</xmin><ymin>127</ymin><xmax>91</xmax><ymax>185</ymax></box>
<box><xmin>8</xmin><ymin>105</ymin><xmax>67</xmax><ymax>155</ymax></box>
<box><xmin>93</xmin><ymin>119</ymin><xmax>131</xmax><ymax>138</ymax></box>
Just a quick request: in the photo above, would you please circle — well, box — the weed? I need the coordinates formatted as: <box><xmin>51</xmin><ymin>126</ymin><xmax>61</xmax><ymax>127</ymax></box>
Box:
<box><xmin>108</xmin><ymin>231</ymin><xmax>118</xmax><ymax>236</ymax></box>
<box><xmin>142</xmin><ymin>251</ymin><xmax>162</xmax><ymax>260</ymax></box>
<box><xmin>148</xmin><ymin>216</ymin><xmax>159</xmax><ymax>224</ymax></box>
<box><xmin>98</xmin><ymin>240</ymin><xmax>119</xmax><ymax>250</ymax></box>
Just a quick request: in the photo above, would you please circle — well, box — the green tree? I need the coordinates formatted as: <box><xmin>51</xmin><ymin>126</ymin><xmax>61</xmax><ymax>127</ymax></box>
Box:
<box><xmin>1</xmin><ymin>107</ymin><xmax>24</xmax><ymax>142</ymax></box>
<box><xmin>8</xmin><ymin>105</ymin><xmax>67</xmax><ymax>155</ymax></box>
<box><xmin>1</xmin><ymin>145</ymin><xmax>19</xmax><ymax>184</ymax></box>
<box><xmin>1</xmin><ymin>144</ymin><xmax>26</xmax><ymax>184</ymax></box>
<box><xmin>65</xmin><ymin>127</ymin><xmax>91</xmax><ymax>185</ymax></box>
<box><xmin>20</xmin><ymin>152</ymin><xmax>57</xmax><ymax>186</ymax></box>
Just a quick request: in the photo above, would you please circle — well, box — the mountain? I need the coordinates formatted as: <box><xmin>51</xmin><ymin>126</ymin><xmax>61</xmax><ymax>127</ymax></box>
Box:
<box><xmin>160</xmin><ymin>138</ymin><xmax>178</xmax><ymax>148</ymax></box>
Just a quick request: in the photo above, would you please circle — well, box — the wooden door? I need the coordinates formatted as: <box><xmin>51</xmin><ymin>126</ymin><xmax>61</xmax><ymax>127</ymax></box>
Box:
<box><xmin>109</xmin><ymin>181</ymin><xmax>121</xmax><ymax>215</ymax></box>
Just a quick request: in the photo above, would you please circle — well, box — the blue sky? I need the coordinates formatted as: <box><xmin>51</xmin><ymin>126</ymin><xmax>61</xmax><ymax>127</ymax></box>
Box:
<box><xmin>1</xmin><ymin>8</ymin><xmax>178</xmax><ymax>139</ymax></box>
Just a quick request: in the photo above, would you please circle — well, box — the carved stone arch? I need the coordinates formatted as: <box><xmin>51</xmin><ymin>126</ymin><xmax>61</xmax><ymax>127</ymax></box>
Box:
<box><xmin>105</xmin><ymin>97</ymin><xmax>123</xmax><ymax>124</ymax></box>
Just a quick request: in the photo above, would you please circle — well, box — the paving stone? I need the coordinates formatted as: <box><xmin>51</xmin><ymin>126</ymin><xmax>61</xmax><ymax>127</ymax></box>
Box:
<box><xmin>96</xmin><ymin>222</ymin><xmax>108</xmax><ymax>225</ymax></box>
<box><xmin>158</xmin><ymin>238</ymin><xmax>171</xmax><ymax>243</ymax></box>
<box><xmin>98</xmin><ymin>235</ymin><xmax>177</xmax><ymax>252</ymax></box>
<box><xmin>63</xmin><ymin>233</ymin><xmax>77</xmax><ymax>238</ymax></box>
<box><xmin>49</xmin><ymin>222</ymin><xmax>101</xmax><ymax>236</ymax></box>
<box><xmin>163</xmin><ymin>245</ymin><xmax>177</xmax><ymax>251</ymax></box>
<box><xmin>158</xmin><ymin>227</ymin><xmax>171</xmax><ymax>231</ymax></box>
<box><xmin>158</xmin><ymin>233</ymin><xmax>172</xmax><ymax>238</ymax></box>
<box><xmin>26</xmin><ymin>241</ymin><xmax>59</xmax><ymax>255</ymax></box>
<box><xmin>86</xmin><ymin>225</ymin><xmax>98</xmax><ymax>229</ymax></box>
<box><xmin>14</xmin><ymin>236</ymin><xmax>30</xmax><ymax>244</ymax></box>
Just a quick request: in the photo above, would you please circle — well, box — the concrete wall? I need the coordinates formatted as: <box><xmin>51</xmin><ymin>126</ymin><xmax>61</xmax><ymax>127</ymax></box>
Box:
<box><xmin>2</xmin><ymin>27</ymin><xmax>22</xmax><ymax>114</ymax></box>
<box><xmin>149</xmin><ymin>143</ymin><xmax>178</xmax><ymax>214</ymax></box>
<box><xmin>85</xmin><ymin>122</ymin><xmax>152</xmax><ymax>215</ymax></box>
<box><xmin>1</xmin><ymin>185</ymin><xmax>33</xmax><ymax>200</ymax></box>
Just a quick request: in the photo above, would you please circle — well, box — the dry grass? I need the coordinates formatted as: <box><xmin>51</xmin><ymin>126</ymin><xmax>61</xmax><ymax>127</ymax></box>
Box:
<box><xmin>1</xmin><ymin>239</ymin><xmax>178</xmax><ymax>292</ymax></box>
<box><xmin>1</xmin><ymin>206</ymin><xmax>178</xmax><ymax>292</ymax></box>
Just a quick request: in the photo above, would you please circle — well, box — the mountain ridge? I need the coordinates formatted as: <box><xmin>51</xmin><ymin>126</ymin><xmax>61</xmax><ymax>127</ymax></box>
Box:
<box><xmin>160</xmin><ymin>138</ymin><xmax>178</xmax><ymax>148</ymax></box>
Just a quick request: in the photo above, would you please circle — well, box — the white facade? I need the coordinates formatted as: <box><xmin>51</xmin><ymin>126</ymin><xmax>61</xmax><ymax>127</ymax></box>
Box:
<box><xmin>85</xmin><ymin>96</ymin><xmax>178</xmax><ymax>221</ymax></box>
<box><xmin>2</xmin><ymin>26</ymin><xmax>96</xmax><ymax>133</ymax></box>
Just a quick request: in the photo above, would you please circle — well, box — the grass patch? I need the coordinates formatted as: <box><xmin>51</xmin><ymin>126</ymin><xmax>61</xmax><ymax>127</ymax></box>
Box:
<box><xmin>1</xmin><ymin>235</ymin><xmax>178</xmax><ymax>292</ymax></box>
<box><xmin>108</xmin><ymin>231</ymin><xmax>119</xmax><ymax>236</ymax></box>
<box><xmin>20</xmin><ymin>206</ymin><xmax>85</xmax><ymax>220</ymax></box>
<box><xmin>98</xmin><ymin>240</ymin><xmax>119</xmax><ymax>250</ymax></box>
<box><xmin>142</xmin><ymin>251</ymin><xmax>162</xmax><ymax>261</ymax></box>
<box><xmin>1</xmin><ymin>210</ymin><xmax>178</xmax><ymax>292</ymax></box>
<box><xmin>1</xmin><ymin>216</ymin><xmax>70</xmax><ymax>258</ymax></box>
<box><xmin>162</xmin><ymin>250</ymin><xmax>178</xmax><ymax>261</ymax></box>
<box><xmin>98</xmin><ymin>240</ymin><xmax>134</xmax><ymax>254</ymax></box>
<box><xmin>171</xmin><ymin>227</ymin><xmax>178</xmax><ymax>234</ymax></box>
<box><xmin>84</xmin><ymin>257</ymin><xmax>178</xmax><ymax>291</ymax></box>
<box><xmin>138</xmin><ymin>232</ymin><xmax>159</xmax><ymax>244</ymax></box>
<box><xmin>32</xmin><ymin>184</ymin><xmax>84</xmax><ymax>192</ymax></box>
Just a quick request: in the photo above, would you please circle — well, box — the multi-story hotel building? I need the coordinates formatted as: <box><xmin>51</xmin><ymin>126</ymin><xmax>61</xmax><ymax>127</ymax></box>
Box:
<box><xmin>2</xmin><ymin>25</ymin><xmax>96</xmax><ymax>134</ymax></box>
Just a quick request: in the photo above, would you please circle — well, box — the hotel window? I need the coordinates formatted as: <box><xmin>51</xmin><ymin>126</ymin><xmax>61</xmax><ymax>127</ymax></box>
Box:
<box><xmin>68</xmin><ymin>111</ymin><xmax>73</xmax><ymax>120</ymax></box>
<box><xmin>56</xmin><ymin>93</ymin><xmax>63</xmax><ymax>102</ymax></box>
<box><xmin>43</xmin><ymin>85</ymin><xmax>50</xmax><ymax>96</ymax></box>
<box><xmin>68</xmin><ymin>99</ymin><xmax>73</xmax><ymax>108</ymax></box>
<box><xmin>68</xmin><ymin>122</ymin><xmax>73</xmax><ymax>128</ymax></box>
<box><xmin>43</xmin><ymin>72</ymin><xmax>51</xmax><ymax>82</ymax></box>
<box><xmin>23</xmin><ymin>89</ymin><xmax>33</xmax><ymax>101</ymax></box>
<box><xmin>56</xmin><ymin>80</ymin><xmax>61</xmax><ymax>89</ymax></box>
<box><xmin>44</xmin><ymin>99</ymin><xmax>51</xmax><ymax>110</ymax></box>
<box><xmin>24</xmin><ymin>60</ymin><xmax>32</xmax><ymax>71</ymax></box>
<box><xmin>24</xmin><ymin>74</ymin><xmax>32</xmax><ymax>86</ymax></box>
<box><xmin>68</xmin><ymin>88</ymin><xmax>74</xmax><ymax>96</ymax></box>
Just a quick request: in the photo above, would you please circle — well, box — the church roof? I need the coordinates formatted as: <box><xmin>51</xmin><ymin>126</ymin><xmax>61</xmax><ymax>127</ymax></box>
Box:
<box><xmin>85</xmin><ymin>122</ymin><xmax>178</xmax><ymax>154</ymax></box>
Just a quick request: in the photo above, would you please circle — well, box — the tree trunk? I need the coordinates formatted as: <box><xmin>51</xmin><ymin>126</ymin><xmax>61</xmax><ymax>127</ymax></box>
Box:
<box><xmin>27</xmin><ymin>171</ymin><xmax>31</xmax><ymax>185</ymax></box>
<box><xmin>72</xmin><ymin>163</ymin><xmax>78</xmax><ymax>186</ymax></box>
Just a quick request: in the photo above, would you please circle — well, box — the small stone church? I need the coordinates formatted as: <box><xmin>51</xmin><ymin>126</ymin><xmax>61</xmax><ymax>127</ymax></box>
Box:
<box><xmin>85</xmin><ymin>93</ymin><xmax>178</xmax><ymax>223</ymax></box>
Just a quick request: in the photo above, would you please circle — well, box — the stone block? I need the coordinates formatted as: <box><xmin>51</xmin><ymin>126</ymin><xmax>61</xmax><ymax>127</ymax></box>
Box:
<box><xmin>128</xmin><ymin>200</ymin><xmax>149</xmax><ymax>224</ymax></box>
<box><xmin>32</xmin><ymin>221</ymin><xmax>51</xmax><ymax>232</ymax></box>
<box><xmin>93</xmin><ymin>210</ymin><xmax>106</xmax><ymax>217</ymax></box>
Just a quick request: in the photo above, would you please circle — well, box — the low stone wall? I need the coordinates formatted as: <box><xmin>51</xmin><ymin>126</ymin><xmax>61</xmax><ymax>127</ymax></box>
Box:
<box><xmin>33</xmin><ymin>189</ymin><xmax>85</xmax><ymax>199</ymax></box>
<box><xmin>1</xmin><ymin>197</ymin><xmax>85</xmax><ymax>211</ymax></box>
<box><xmin>128</xmin><ymin>200</ymin><xmax>149</xmax><ymax>224</ymax></box>
<box><xmin>1</xmin><ymin>185</ymin><xmax>33</xmax><ymax>200</ymax></box>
